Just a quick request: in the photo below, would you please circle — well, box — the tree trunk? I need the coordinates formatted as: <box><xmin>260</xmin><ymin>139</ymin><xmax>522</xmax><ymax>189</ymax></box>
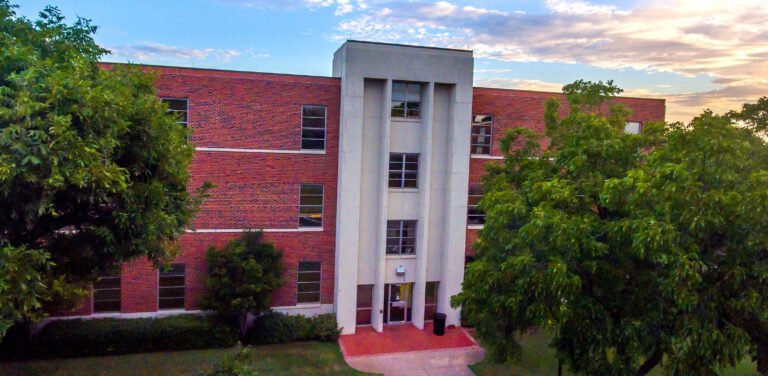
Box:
<box><xmin>635</xmin><ymin>348</ymin><xmax>663</xmax><ymax>376</ymax></box>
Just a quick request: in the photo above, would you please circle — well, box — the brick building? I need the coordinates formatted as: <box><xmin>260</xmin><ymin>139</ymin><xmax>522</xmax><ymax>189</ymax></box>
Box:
<box><xmin>58</xmin><ymin>41</ymin><xmax>665</xmax><ymax>335</ymax></box>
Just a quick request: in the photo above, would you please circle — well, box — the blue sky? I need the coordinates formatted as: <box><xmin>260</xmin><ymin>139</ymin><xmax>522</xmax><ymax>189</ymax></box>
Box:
<box><xmin>16</xmin><ymin>0</ymin><xmax>768</xmax><ymax>122</ymax></box>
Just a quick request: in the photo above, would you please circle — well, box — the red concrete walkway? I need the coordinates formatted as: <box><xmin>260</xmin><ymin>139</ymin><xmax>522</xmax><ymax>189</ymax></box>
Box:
<box><xmin>339</xmin><ymin>323</ymin><xmax>479</xmax><ymax>358</ymax></box>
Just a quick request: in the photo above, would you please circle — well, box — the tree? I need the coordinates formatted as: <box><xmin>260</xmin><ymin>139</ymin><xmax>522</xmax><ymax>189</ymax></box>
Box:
<box><xmin>0</xmin><ymin>1</ymin><xmax>206</xmax><ymax>332</ymax></box>
<box><xmin>728</xmin><ymin>96</ymin><xmax>768</xmax><ymax>134</ymax></box>
<box><xmin>202</xmin><ymin>232</ymin><xmax>285</xmax><ymax>337</ymax></box>
<box><xmin>453</xmin><ymin>81</ymin><xmax>768</xmax><ymax>374</ymax></box>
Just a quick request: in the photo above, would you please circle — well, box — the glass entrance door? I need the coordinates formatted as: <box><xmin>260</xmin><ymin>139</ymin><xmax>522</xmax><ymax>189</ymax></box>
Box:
<box><xmin>384</xmin><ymin>283</ymin><xmax>412</xmax><ymax>324</ymax></box>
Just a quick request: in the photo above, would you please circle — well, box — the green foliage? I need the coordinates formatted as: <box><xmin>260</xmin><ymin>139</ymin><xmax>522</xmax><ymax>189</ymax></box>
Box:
<box><xmin>727</xmin><ymin>96</ymin><xmax>768</xmax><ymax>134</ymax></box>
<box><xmin>202</xmin><ymin>232</ymin><xmax>284</xmax><ymax>325</ymax></box>
<box><xmin>247</xmin><ymin>313</ymin><xmax>340</xmax><ymax>345</ymax></box>
<box><xmin>202</xmin><ymin>346</ymin><xmax>259</xmax><ymax>376</ymax></box>
<box><xmin>35</xmin><ymin>315</ymin><xmax>237</xmax><ymax>358</ymax></box>
<box><xmin>0</xmin><ymin>0</ymin><xmax>207</xmax><ymax>329</ymax></box>
<box><xmin>453</xmin><ymin>80</ymin><xmax>768</xmax><ymax>375</ymax></box>
<box><xmin>0</xmin><ymin>245</ymin><xmax>51</xmax><ymax>337</ymax></box>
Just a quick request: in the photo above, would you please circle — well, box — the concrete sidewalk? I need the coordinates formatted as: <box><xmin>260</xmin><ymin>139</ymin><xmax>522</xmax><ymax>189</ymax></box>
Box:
<box><xmin>344</xmin><ymin>347</ymin><xmax>485</xmax><ymax>376</ymax></box>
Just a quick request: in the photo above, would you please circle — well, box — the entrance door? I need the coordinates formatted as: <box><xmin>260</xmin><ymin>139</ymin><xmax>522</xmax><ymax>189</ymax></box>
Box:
<box><xmin>384</xmin><ymin>283</ymin><xmax>412</xmax><ymax>324</ymax></box>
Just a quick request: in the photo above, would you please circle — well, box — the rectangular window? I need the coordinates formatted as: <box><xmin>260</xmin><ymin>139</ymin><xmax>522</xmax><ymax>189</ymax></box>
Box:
<box><xmin>297</xmin><ymin>261</ymin><xmax>321</xmax><ymax>304</ymax></box>
<box><xmin>161</xmin><ymin>98</ymin><xmax>188</xmax><ymax>127</ymax></box>
<box><xmin>391</xmin><ymin>81</ymin><xmax>421</xmax><ymax>118</ymax></box>
<box><xmin>299</xmin><ymin>184</ymin><xmax>324</xmax><ymax>227</ymax></box>
<box><xmin>386</xmin><ymin>220</ymin><xmax>417</xmax><ymax>255</ymax></box>
<box><xmin>356</xmin><ymin>284</ymin><xmax>374</xmax><ymax>326</ymax></box>
<box><xmin>388</xmin><ymin>153</ymin><xmax>419</xmax><ymax>188</ymax></box>
<box><xmin>624</xmin><ymin>121</ymin><xmax>642</xmax><ymax>134</ymax></box>
<box><xmin>301</xmin><ymin>105</ymin><xmax>326</xmax><ymax>150</ymax></box>
<box><xmin>93</xmin><ymin>271</ymin><xmax>121</xmax><ymax>313</ymax></box>
<box><xmin>159</xmin><ymin>264</ymin><xmax>185</xmax><ymax>310</ymax></box>
<box><xmin>467</xmin><ymin>184</ymin><xmax>486</xmax><ymax>225</ymax></box>
<box><xmin>424</xmin><ymin>282</ymin><xmax>439</xmax><ymax>321</ymax></box>
<box><xmin>471</xmin><ymin>115</ymin><xmax>493</xmax><ymax>155</ymax></box>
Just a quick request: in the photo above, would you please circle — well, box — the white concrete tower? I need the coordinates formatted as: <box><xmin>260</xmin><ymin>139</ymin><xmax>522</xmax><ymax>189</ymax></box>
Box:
<box><xmin>332</xmin><ymin>41</ymin><xmax>473</xmax><ymax>335</ymax></box>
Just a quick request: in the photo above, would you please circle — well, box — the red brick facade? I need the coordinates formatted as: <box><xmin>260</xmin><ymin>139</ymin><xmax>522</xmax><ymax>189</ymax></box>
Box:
<box><xmin>65</xmin><ymin>64</ymin><xmax>664</xmax><ymax>317</ymax></box>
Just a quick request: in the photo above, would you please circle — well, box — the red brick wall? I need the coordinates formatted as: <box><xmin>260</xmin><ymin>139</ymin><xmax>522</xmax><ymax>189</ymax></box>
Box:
<box><xmin>465</xmin><ymin>87</ymin><xmax>667</xmax><ymax>256</ymax></box>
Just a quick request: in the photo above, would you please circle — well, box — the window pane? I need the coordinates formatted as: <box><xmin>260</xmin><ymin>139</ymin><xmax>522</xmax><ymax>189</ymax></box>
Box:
<box><xmin>392</xmin><ymin>82</ymin><xmax>406</xmax><ymax>101</ymax></box>
<box><xmin>299</xmin><ymin>261</ymin><xmax>321</xmax><ymax>272</ymax></box>
<box><xmin>302</xmin><ymin>117</ymin><xmax>325</xmax><ymax>129</ymax></box>
<box><xmin>163</xmin><ymin>99</ymin><xmax>187</xmax><ymax>111</ymax></box>
<box><xmin>94</xmin><ymin>300</ymin><xmax>121</xmax><ymax>313</ymax></box>
<box><xmin>159</xmin><ymin>275</ymin><xmax>185</xmax><ymax>287</ymax></box>
<box><xmin>356</xmin><ymin>308</ymin><xmax>372</xmax><ymax>325</ymax></box>
<box><xmin>300</xmin><ymin>185</ymin><xmax>323</xmax><ymax>227</ymax></box>
<box><xmin>302</xmin><ymin>139</ymin><xmax>325</xmax><ymax>150</ymax></box>
<box><xmin>94</xmin><ymin>277</ymin><xmax>120</xmax><ymax>290</ymax></box>
<box><xmin>403</xmin><ymin>179</ymin><xmax>418</xmax><ymax>188</ymax></box>
<box><xmin>303</xmin><ymin>106</ymin><xmax>326</xmax><ymax>118</ymax></box>
<box><xmin>297</xmin><ymin>292</ymin><xmax>321</xmax><ymax>304</ymax></box>
<box><xmin>159</xmin><ymin>298</ymin><xmax>185</xmax><ymax>310</ymax></box>
<box><xmin>94</xmin><ymin>289</ymin><xmax>121</xmax><ymax>301</ymax></box>
<box><xmin>300</xmin><ymin>184</ymin><xmax>323</xmax><ymax>195</ymax></box>
<box><xmin>299</xmin><ymin>217</ymin><xmax>322</xmax><ymax>227</ymax></box>
<box><xmin>406</xmin><ymin>84</ymin><xmax>421</xmax><ymax>102</ymax></box>
<box><xmin>625</xmin><ymin>121</ymin><xmax>642</xmax><ymax>134</ymax></box>
<box><xmin>159</xmin><ymin>287</ymin><xmax>186</xmax><ymax>298</ymax></box>
<box><xmin>298</xmin><ymin>271</ymin><xmax>321</xmax><ymax>283</ymax></box>
<box><xmin>405</xmin><ymin>154</ymin><xmax>419</xmax><ymax>164</ymax></box>
<box><xmin>160</xmin><ymin>264</ymin><xmax>185</xmax><ymax>276</ymax></box>
<box><xmin>298</xmin><ymin>282</ymin><xmax>320</xmax><ymax>293</ymax></box>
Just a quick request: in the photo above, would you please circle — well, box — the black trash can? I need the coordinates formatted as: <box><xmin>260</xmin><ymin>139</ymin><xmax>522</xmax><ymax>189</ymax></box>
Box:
<box><xmin>433</xmin><ymin>313</ymin><xmax>447</xmax><ymax>336</ymax></box>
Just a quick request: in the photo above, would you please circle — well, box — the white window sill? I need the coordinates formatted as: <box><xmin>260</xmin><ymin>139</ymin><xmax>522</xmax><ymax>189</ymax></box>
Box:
<box><xmin>470</xmin><ymin>155</ymin><xmax>503</xmax><ymax>160</ymax></box>
<box><xmin>386</xmin><ymin>255</ymin><xmax>417</xmax><ymax>260</ymax></box>
<box><xmin>297</xmin><ymin>227</ymin><xmax>324</xmax><ymax>232</ymax></box>
<box><xmin>391</xmin><ymin>118</ymin><xmax>422</xmax><ymax>123</ymax></box>
<box><xmin>467</xmin><ymin>224</ymin><xmax>485</xmax><ymax>230</ymax></box>
<box><xmin>389</xmin><ymin>188</ymin><xmax>419</xmax><ymax>193</ymax></box>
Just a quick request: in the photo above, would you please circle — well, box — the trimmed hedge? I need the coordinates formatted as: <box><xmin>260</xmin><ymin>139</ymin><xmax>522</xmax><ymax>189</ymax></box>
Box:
<box><xmin>247</xmin><ymin>313</ymin><xmax>340</xmax><ymax>345</ymax></box>
<box><xmin>35</xmin><ymin>314</ymin><xmax>238</xmax><ymax>358</ymax></box>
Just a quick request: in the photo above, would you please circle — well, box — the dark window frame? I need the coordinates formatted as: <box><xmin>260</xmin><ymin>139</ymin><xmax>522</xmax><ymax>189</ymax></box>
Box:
<box><xmin>158</xmin><ymin>264</ymin><xmax>185</xmax><ymax>311</ymax></box>
<box><xmin>301</xmin><ymin>105</ymin><xmax>327</xmax><ymax>150</ymax></box>
<box><xmin>356</xmin><ymin>284</ymin><xmax>374</xmax><ymax>326</ymax></box>
<box><xmin>93</xmin><ymin>270</ymin><xmax>121</xmax><ymax>313</ymax></box>
<box><xmin>161</xmin><ymin>98</ymin><xmax>188</xmax><ymax>127</ymax></box>
<box><xmin>391</xmin><ymin>81</ymin><xmax>422</xmax><ymax>119</ymax></box>
<box><xmin>471</xmin><ymin>114</ymin><xmax>493</xmax><ymax>155</ymax></box>
<box><xmin>386</xmin><ymin>220</ymin><xmax>417</xmax><ymax>255</ymax></box>
<box><xmin>299</xmin><ymin>184</ymin><xmax>324</xmax><ymax>228</ymax></box>
<box><xmin>297</xmin><ymin>261</ymin><xmax>321</xmax><ymax>304</ymax></box>
<box><xmin>388</xmin><ymin>153</ymin><xmax>419</xmax><ymax>189</ymax></box>
<box><xmin>467</xmin><ymin>183</ymin><xmax>486</xmax><ymax>225</ymax></box>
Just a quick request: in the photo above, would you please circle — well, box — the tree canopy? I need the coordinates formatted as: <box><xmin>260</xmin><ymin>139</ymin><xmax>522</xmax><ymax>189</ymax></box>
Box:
<box><xmin>453</xmin><ymin>81</ymin><xmax>768</xmax><ymax>375</ymax></box>
<box><xmin>0</xmin><ymin>0</ymin><xmax>205</xmax><ymax>332</ymax></box>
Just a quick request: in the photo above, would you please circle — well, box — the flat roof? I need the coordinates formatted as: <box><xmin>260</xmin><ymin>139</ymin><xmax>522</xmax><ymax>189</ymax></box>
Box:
<box><xmin>344</xmin><ymin>39</ymin><xmax>472</xmax><ymax>53</ymax></box>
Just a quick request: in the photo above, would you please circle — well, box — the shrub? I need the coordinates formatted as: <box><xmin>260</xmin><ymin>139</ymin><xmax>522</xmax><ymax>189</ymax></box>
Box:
<box><xmin>247</xmin><ymin>312</ymin><xmax>340</xmax><ymax>345</ymax></box>
<box><xmin>203</xmin><ymin>346</ymin><xmax>258</xmax><ymax>376</ymax></box>
<box><xmin>202</xmin><ymin>231</ymin><xmax>284</xmax><ymax>336</ymax></box>
<box><xmin>36</xmin><ymin>314</ymin><xmax>237</xmax><ymax>358</ymax></box>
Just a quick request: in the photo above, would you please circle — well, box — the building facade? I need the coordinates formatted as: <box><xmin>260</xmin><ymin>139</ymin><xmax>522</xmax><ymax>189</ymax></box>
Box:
<box><xmin>60</xmin><ymin>41</ymin><xmax>666</xmax><ymax>335</ymax></box>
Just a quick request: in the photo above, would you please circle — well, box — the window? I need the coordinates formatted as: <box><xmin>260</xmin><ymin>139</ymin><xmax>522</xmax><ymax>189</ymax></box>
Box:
<box><xmin>424</xmin><ymin>282</ymin><xmax>439</xmax><ymax>321</ymax></box>
<box><xmin>299</xmin><ymin>184</ymin><xmax>324</xmax><ymax>227</ymax></box>
<box><xmin>93</xmin><ymin>270</ymin><xmax>121</xmax><ymax>313</ymax></box>
<box><xmin>297</xmin><ymin>261</ymin><xmax>321</xmax><ymax>304</ymax></box>
<box><xmin>467</xmin><ymin>184</ymin><xmax>486</xmax><ymax>225</ymax></box>
<box><xmin>388</xmin><ymin>153</ymin><xmax>419</xmax><ymax>188</ymax></box>
<box><xmin>625</xmin><ymin>121</ymin><xmax>642</xmax><ymax>134</ymax></box>
<box><xmin>391</xmin><ymin>81</ymin><xmax>421</xmax><ymax>118</ymax></box>
<box><xmin>356</xmin><ymin>285</ymin><xmax>374</xmax><ymax>326</ymax></box>
<box><xmin>471</xmin><ymin>115</ymin><xmax>493</xmax><ymax>155</ymax></box>
<box><xmin>158</xmin><ymin>264</ymin><xmax>185</xmax><ymax>310</ymax></box>
<box><xmin>161</xmin><ymin>98</ymin><xmax>188</xmax><ymax>127</ymax></box>
<box><xmin>386</xmin><ymin>220</ymin><xmax>417</xmax><ymax>255</ymax></box>
<box><xmin>301</xmin><ymin>105</ymin><xmax>326</xmax><ymax>150</ymax></box>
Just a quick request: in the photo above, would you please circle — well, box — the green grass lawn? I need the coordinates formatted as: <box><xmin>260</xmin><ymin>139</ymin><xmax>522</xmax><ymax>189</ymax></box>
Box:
<box><xmin>469</xmin><ymin>332</ymin><xmax>760</xmax><ymax>376</ymax></box>
<box><xmin>1</xmin><ymin>341</ymin><xmax>364</xmax><ymax>376</ymax></box>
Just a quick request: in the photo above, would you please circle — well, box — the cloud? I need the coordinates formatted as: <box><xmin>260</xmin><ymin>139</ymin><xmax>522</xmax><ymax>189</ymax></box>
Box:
<box><xmin>329</xmin><ymin>0</ymin><xmax>768</xmax><ymax>122</ymax></box>
<box><xmin>107</xmin><ymin>43</ymin><xmax>245</xmax><ymax>63</ymax></box>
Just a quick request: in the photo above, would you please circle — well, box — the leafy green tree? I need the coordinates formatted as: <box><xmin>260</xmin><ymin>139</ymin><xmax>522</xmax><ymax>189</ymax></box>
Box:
<box><xmin>202</xmin><ymin>232</ymin><xmax>285</xmax><ymax>336</ymax></box>
<box><xmin>0</xmin><ymin>1</ymin><xmax>207</xmax><ymax>333</ymax></box>
<box><xmin>0</xmin><ymin>245</ymin><xmax>51</xmax><ymax>338</ymax></box>
<box><xmin>728</xmin><ymin>96</ymin><xmax>768</xmax><ymax>133</ymax></box>
<box><xmin>453</xmin><ymin>81</ymin><xmax>768</xmax><ymax>375</ymax></box>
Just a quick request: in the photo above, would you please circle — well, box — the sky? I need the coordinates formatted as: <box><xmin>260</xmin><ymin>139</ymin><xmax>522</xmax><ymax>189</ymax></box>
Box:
<box><xmin>15</xmin><ymin>0</ymin><xmax>768</xmax><ymax>122</ymax></box>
